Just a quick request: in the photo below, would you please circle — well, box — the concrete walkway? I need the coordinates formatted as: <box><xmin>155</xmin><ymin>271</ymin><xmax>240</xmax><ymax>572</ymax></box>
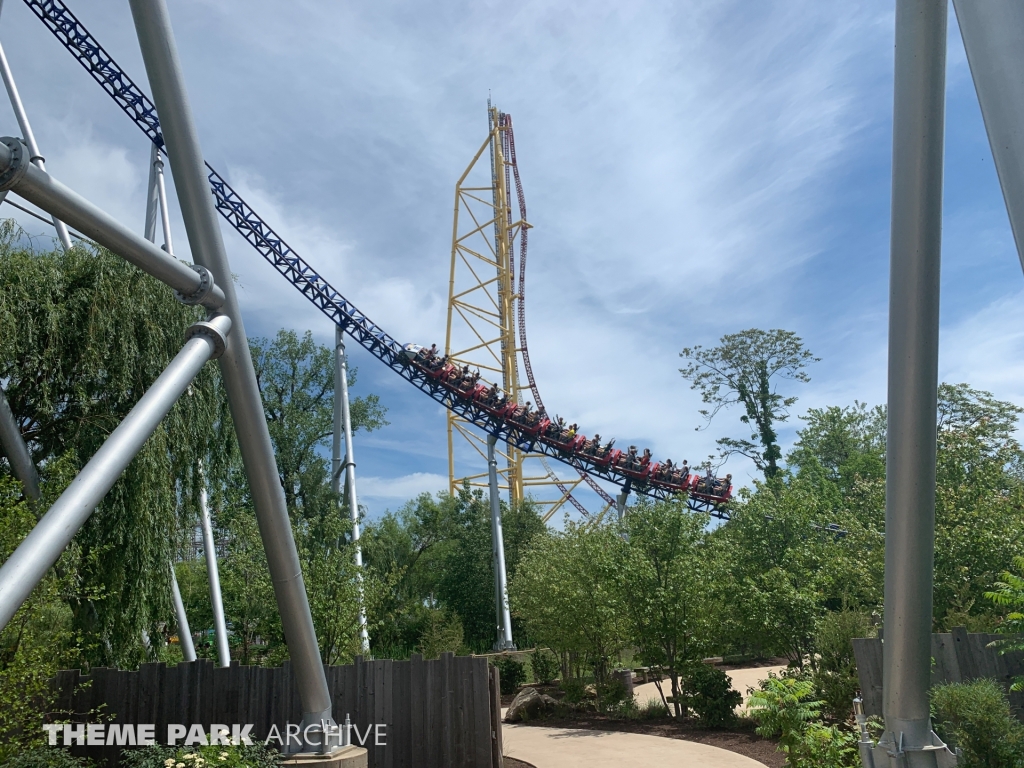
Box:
<box><xmin>633</xmin><ymin>665</ymin><xmax>787</xmax><ymax>713</ymax></box>
<box><xmin>503</xmin><ymin>724</ymin><xmax>769</xmax><ymax>767</ymax></box>
<box><xmin>501</xmin><ymin>665</ymin><xmax>786</xmax><ymax>767</ymax></box>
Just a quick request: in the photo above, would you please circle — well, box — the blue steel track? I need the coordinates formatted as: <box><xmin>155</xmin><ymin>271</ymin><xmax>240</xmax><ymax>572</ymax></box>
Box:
<box><xmin>21</xmin><ymin>0</ymin><xmax>729</xmax><ymax>517</ymax></box>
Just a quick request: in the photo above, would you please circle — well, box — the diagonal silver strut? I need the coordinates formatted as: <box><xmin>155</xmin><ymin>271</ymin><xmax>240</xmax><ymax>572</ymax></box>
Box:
<box><xmin>0</xmin><ymin>314</ymin><xmax>232</xmax><ymax>632</ymax></box>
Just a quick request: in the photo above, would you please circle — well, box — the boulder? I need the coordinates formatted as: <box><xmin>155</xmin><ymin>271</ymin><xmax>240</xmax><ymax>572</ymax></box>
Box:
<box><xmin>504</xmin><ymin>687</ymin><xmax>557</xmax><ymax>722</ymax></box>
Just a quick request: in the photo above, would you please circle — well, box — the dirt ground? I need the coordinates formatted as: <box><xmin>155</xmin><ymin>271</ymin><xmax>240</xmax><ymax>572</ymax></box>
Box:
<box><xmin>505</xmin><ymin>758</ymin><xmax>537</xmax><ymax>768</ymax></box>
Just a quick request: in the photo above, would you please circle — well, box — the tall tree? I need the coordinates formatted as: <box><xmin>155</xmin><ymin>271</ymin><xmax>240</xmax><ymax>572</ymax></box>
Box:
<box><xmin>617</xmin><ymin>498</ymin><xmax>718</xmax><ymax>718</ymax></box>
<box><xmin>0</xmin><ymin>226</ymin><xmax>226</xmax><ymax>667</ymax></box>
<box><xmin>680</xmin><ymin>328</ymin><xmax>818</xmax><ymax>479</ymax></box>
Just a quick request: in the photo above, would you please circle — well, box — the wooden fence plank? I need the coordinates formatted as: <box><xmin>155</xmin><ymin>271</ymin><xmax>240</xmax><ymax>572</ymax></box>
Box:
<box><xmin>852</xmin><ymin>638</ymin><xmax>883</xmax><ymax>716</ymax></box>
<box><xmin>490</xmin><ymin>665</ymin><xmax>503</xmax><ymax>768</ymax></box>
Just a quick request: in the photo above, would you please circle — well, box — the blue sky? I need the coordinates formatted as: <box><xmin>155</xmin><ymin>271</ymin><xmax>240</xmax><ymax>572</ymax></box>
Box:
<box><xmin>2</xmin><ymin>0</ymin><xmax>1023</xmax><ymax>519</ymax></box>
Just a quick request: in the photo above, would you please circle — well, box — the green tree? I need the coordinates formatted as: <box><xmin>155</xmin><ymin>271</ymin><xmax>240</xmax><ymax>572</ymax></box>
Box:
<box><xmin>511</xmin><ymin>519</ymin><xmax>626</xmax><ymax>692</ymax></box>
<box><xmin>617</xmin><ymin>497</ymin><xmax>717</xmax><ymax>718</ymax></box>
<box><xmin>680</xmin><ymin>329</ymin><xmax>818</xmax><ymax>479</ymax></box>
<box><xmin>0</xmin><ymin>227</ymin><xmax>226</xmax><ymax>668</ymax></box>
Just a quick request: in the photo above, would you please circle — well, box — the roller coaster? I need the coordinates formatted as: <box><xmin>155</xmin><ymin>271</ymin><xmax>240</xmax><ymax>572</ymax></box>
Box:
<box><xmin>17</xmin><ymin>0</ymin><xmax>733</xmax><ymax>517</ymax></box>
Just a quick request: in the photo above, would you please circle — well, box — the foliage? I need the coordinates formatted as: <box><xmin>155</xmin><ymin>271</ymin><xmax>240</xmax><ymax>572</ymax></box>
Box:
<box><xmin>559</xmin><ymin>678</ymin><xmax>587</xmax><ymax>705</ymax></box>
<box><xmin>531</xmin><ymin>649</ymin><xmax>559</xmax><ymax>684</ymax></box>
<box><xmin>417</xmin><ymin>608</ymin><xmax>464</xmax><ymax>660</ymax></box>
<box><xmin>687</xmin><ymin>663</ymin><xmax>741</xmax><ymax>727</ymax></box>
<box><xmin>599</xmin><ymin>676</ymin><xmax>630</xmax><ymax>711</ymax></box>
<box><xmin>0</xmin><ymin>230</ymin><xmax>227</xmax><ymax>668</ymax></box>
<box><xmin>748</xmin><ymin>671</ymin><xmax>857</xmax><ymax>767</ymax></box>
<box><xmin>931</xmin><ymin>679</ymin><xmax>1024</xmax><ymax>768</ymax></box>
<box><xmin>986</xmin><ymin>555</ymin><xmax>1024</xmax><ymax>691</ymax></box>
<box><xmin>679</xmin><ymin>328</ymin><xmax>818</xmax><ymax>479</ymax></box>
<box><xmin>119</xmin><ymin>741</ymin><xmax>280</xmax><ymax>768</ymax></box>
<box><xmin>362</xmin><ymin>486</ymin><xmax>545</xmax><ymax>656</ymax></box>
<box><xmin>617</xmin><ymin>497</ymin><xmax>717</xmax><ymax>717</ymax></box>
<box><xmin>1</xmin><ymin>747</ymin><xmax>94</xmax><ymax>768</ymax></box>
<box><xmin>510</xmin><ymin>519</ymin><xmax>627</xmax><ymax>693</ymax></box>
<box><xmin>494</xmin><ymin>656</ymin><xmax>527</xmax><ymax>695</ymax></box>
<box><xmin>0</xmin><ymin>472</ymin><xmax>86</xmax><ymax>760</ymax></box>
<box><xmin>813</xmin><ymin>610</ymin><xmax>871</xmax><ymax>720</ymax></box>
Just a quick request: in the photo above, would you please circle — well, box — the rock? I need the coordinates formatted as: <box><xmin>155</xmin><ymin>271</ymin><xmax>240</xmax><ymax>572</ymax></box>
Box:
<box><xmin>504</xmin><ymin>687</ymin><xmax>557</xmax><ymax>722</ymax></box>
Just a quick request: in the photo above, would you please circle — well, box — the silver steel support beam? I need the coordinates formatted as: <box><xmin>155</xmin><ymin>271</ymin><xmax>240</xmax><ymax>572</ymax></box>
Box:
<box><xmin>487</xmin><ymin>434</ymin><xmax>514</xmax><ymax>651</ymax></box>
<box><xmin>879</xmin><ymin>2</ymin><xmax>956</xmax><ymax>765</ymax></box>
<box><xmin>952</xmin><ymin>1</ymin><xmax>1024</xmax><ymax>272</ymax></box>
<box><xmin>0</xmin><ymin>40</ymin><xmax>72</xmax><ymax>251</ymax></box>
<box><xmin>0</xmin><ymin>314</ymin><xmax>231</xmax><ymax>633</ymax></box>
<box><xmin>144</xmin><ymin>143</ymin><xmax>174</xmax><ymax>254</ymax></box>
<box><xmin>169</xmin><ymin>562</ymin><xmax>197</xmax><ymax>662</ymax></box>
<box><xmin>199</xmin><ymin>473</ymin><xmax>231</xmax><ymax>667</ymax></box>
<box><xmin>0</xmin><ymin>384</ymin><xmax>39</xmax><ymax>500</ymax></box>
<box><xmin>128</xmin><ymin>0</ymin><xmax>334</xmax><ymax>738</ymax></box>
<box><xmin>334</xmin><ymin>327</ymin><xmax>369</xmax><ymax>653</ymax></box>
<box><xmin>0</xmin><ymin>138</ymin><xmax>223</xmax><ymax>310</ymax></box>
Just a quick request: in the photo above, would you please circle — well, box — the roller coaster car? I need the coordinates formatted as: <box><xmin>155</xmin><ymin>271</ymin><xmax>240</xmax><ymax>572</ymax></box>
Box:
<box><xmin>466</xmin><ymin>382</ymin><xmax>489</xmax><ymax>401</ymax></box>
<box><xmin>518</xmin><ymin>417</ymin><xmax>550</xmax><ymax>438</ymax></box>
<box><xmin>587</xmin><ymin>448</ymin><xmax>622</xmax><ymax>469</ymax></box>
<box><xmin>402</xmin><ymin>343</ymin><xmax>424</xmax><ymax>361</ymax></box>
<box><xmin>542</xmin><ymin>431</ymin><xmax>586</xmax><ymax>454</ymax></box>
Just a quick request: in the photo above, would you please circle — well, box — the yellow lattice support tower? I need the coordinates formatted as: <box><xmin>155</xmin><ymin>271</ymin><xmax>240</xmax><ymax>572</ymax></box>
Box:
<box><xmin>445</xmin><ymin>105</ymin><xmax>587</xmax><ymax>518</ymax></box>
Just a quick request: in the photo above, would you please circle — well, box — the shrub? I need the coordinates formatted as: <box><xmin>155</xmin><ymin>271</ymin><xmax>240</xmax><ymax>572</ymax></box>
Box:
<box><xmin>2</xmin><ymin>747</ymin><xmax>94</xmax><ymax>768</ymax></box>
<box><xmin>931</xmin><ymin>679</ymin><xmax>1024</xmax><ymax>768</ymax></box>
<box><xmin>748</xmin><ymin>672</ymin><xmax>860</xmax><ymax>767</ymax></box>
<box><xmin>599</xmin><ymin>676</ymin><xmax>630</xmax><ymax>711</ymax></box>
<box><xmin>688</xmin><ymin>664</ymin><xmax>742</xmax><ymax>727</ymax></box>
<box><xmin>119</xmin><ymin>742</ymin><xmax>280</xmax><ymax>768</ymax></box>
<box><xmin>531</xmin><ymin>649</ymin><xmax>559</xmax><ymax>684</ymax></box>
<box><xmin>494</xmin><ymin>656</ymin><xmax>527</xmax><ymax>695</ymax></box>
<box><xmin>560</xmin><ymin>677</ymin><xmax>587</xmax><ymax>705</ymax></box>
<box><xmin>813</xmin><ymin>610</ymin><xmax>870</xmax><ymax>721</ymax></box>
<box><xmin>640</xmin><ymin>697</ymin><xmax>670</xmax><ymax>719</ymax></box>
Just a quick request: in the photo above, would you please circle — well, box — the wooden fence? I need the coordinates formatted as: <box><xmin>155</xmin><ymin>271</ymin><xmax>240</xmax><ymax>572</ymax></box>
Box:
<box><xmin>52</xmin><ymin>653</ymin><xmax>503</xmax><ymax>768</ymax></box>
<box><xmin>853</xmin><ymin>627</ymin><xmax>1024</xmax><ymax>720</ymax></box>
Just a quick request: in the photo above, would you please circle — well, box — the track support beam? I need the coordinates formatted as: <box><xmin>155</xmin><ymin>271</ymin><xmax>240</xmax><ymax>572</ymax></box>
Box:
<box><xmin>128</xmin><ymin>0</ymin><xmax>333</xmax><ymax>746</ymax></box>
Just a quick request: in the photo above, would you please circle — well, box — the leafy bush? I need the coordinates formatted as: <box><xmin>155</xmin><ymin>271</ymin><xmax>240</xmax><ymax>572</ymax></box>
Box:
<box><xmin>119</xmin><ymin>742</ymin><xmax>280</xmax><ymax>768</ymax></box>
<box><xmin>2</xmin><ymin>747</ymin><xmax>94</xmax><ymax>768</ymax></box>
<box><xmin>986</xmin><ymin>555</ymin><xmax>1024</xmax><ymax>692</ymax></box>
<box><xmin>813</xmin><ymin>610</ymin><xmax>870</xmax><ymax>720</ymax></box>
<box><xmin>748</xmin><ymin>671</ymin><xmax>857</xmax><ymax>767</ymax></box>
<box><xmin>599</xmin><ymin>676</ymin><xmax>630</xmax><ymax>711</ymax></box>
<box><xmin>687</xmin><ymin>664</ymin><xmax>742</xmax><ymax>727</ymax></box>
<box><xmin>531</xmin><ymin>649</ymin><xmax>559</xmax><ymax>684</ymax></box>
<box><xmin>416</xmin><ymin>609</ymin><xmax>464</xmax><ymax>660</ymax></box>
<box><xmin>931</xmin><ymin>679</ymin><xmax>1024</xmax><ymax>768</ymax></box>
<box><xmin>494</xmin><ymin>656</ymin><xmax>526</xmax><ymax>695</ymax></box>
<box><xmin>560</xmin><ymin>677</ymin><xmax>587</xmax><ymax>705</ymax></box>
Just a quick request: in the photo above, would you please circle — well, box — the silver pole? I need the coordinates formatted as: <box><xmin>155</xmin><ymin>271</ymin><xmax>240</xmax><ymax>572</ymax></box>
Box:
<box><xmin>0</xmin><ymin>314</ymin><xmax>231</xmax><ymax>633</ymax></box>
<box><xmin>144</xmin><ymin>143</ymin><xmax>159</xmax><ymax>243</ymax></box>
<box><xmin>0</xmin><ymin>41</ymin><xmax>72</xmax><ymax>251</ymax></box>
<box><xmin>199</xmin><ymin>469</ymin><xmax>230</xmax><ymax>667</ymax></box>
<box><xmin>952</xmin><ymin>1</ymin><xmax>1024</xmax><ymax>272</ymax></box>
<box><xmin>0</xmin><ymin>138</ymin><xmax>223</xmax><ymax>309</ymax></box>
<box><xmin>128</xmin><ymin>0</ymin><xmax>334</xmax><ymax>736</ymax></box>
<box><xmin>487</xmin><ymin>434</ymin><xmax>514</xmax><ymax>651</ymax></box>
<box><xmin>335</xmin><ymin>327</ymin><xmax>369</xmax><ymax>653</ymax></box>
<box><xmin>615</xmin><ymin>490</ymin><xmax>628</xmax><ymax>525</ymax></box>
<box><xmin>155</xmin><ymin>150</ymin><xmax>174</xmax><ymax>255</ymax></box>
<box><xmin>0</xmin><ymin>385</ymin><xmax>39</xmax><ymax>500</ymax></box>
<box><xmin>880</xmin><ymin>2</ymin><xmax>954</xmax><ymax>765</ymax></box>
<box><xmin>169</xmin><ymin>562</ymin><xmax>197</xmax><ymax>662</ymax></box>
